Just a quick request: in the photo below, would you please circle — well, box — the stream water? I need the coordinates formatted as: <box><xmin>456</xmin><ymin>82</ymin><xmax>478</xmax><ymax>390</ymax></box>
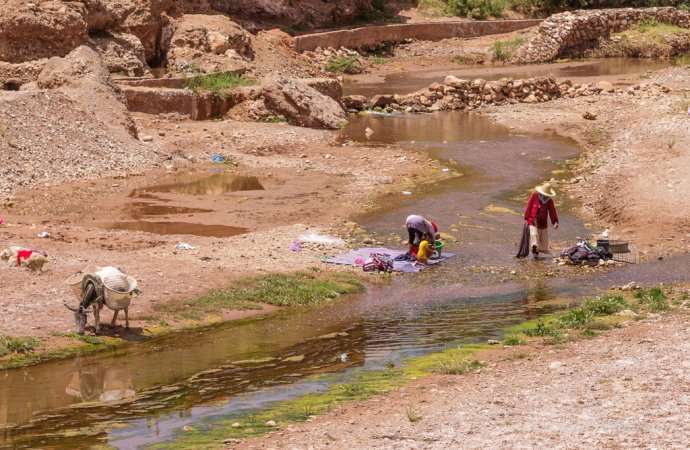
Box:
<box><xmin>2</xmin><ymin>58</ymin><xmax>687</xmax><ymax>449</ymax></box>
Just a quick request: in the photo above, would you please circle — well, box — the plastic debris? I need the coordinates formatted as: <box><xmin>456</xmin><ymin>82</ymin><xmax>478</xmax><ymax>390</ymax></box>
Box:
<box><xmin>174</xmin><ymin>242</ymin><xmax>196</xmax><ymax>250</ymax></box>
<box><xmin>37</xmin><ymin>232</ymin><xmax>51</xmax><ymax>238</ymax></box>
<box><xmin>297</xmin><ymin>230</ymin><xmax>345</xmax><ymax>246</ymax></box>
<box><xmin>289</xmin><ymin>241</ymin><xmax>302</xmax><ymax>252</ymax></box>
<box><xmin>211</xmin><ymin>154</ymin><xmax>225</xmax><ymax>163</ymax></box>
<box><xmin>402</xmin><ymin>190</ymin><xmax>412</xmax><ymax>195</ymax></box>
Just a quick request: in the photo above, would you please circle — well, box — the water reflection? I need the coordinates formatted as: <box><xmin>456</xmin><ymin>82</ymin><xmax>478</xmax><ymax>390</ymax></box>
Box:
<box><xmin>128</xmin><ymin>173</ymin><xmax>264</xmax><ymax>197</ymax></box>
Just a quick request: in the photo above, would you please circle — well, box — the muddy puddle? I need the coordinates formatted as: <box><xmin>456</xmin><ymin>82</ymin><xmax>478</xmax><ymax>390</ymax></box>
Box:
<box><xmin>2</xmin><ymin>59</ymin><xmax>689</xmax><ymax>448</ymax></box>
<box><xmin>92</xmin><ymin>172</ymin><xmax>265</xmax><ymax>237</ymax></box>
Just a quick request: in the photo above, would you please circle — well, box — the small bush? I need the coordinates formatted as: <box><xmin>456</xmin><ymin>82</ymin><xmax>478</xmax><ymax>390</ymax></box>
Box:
<box><xmin>523</xmin><ymin>319</ymin><xmax>557</xmax><ymax>337</ymax></box>
<box><xmin>490</xmin><ymin>38</ymin><xmax>525</xmax><ymax>63</ymax></box>
<box><xmin>634</xmin><ymin>287</ymin><xmax>669</xmax><ymax>311</ymax></box>
<box><xmin>557</xmin><ymin>308</ymin><xmax>594</xmax><ymax>329</ymax></box>
<box><xmin>444</xmin><ymin>0</ymin><xmax>507</xmax><ymax>19</ymax></box>
<box><xmin>582</xmin><ymin>295</ymin><xmax>628</xmax><ymax>315</ymax></box>
<box><xmin>325</xmin><ymin>56</ymin><xmax>364</xmax><ymax>74</ymax></box>
<box><xmin>0</xmin><ymin>335</ymin><xmax>41</xmax><ymax>357</ymax></box>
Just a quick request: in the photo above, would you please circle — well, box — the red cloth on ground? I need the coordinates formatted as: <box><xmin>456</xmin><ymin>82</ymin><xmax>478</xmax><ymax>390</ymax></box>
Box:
<box><xmin>17</xmin><ymin>249</ymin><xmax>33</xmax><ymax>265</ymax></box>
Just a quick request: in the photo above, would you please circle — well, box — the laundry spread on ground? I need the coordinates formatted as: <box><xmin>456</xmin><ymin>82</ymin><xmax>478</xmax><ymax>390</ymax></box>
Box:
<box><xmin>323</xmin><ymin>247</ymin><xmax>455</xmax><ymax>273</ymax></box>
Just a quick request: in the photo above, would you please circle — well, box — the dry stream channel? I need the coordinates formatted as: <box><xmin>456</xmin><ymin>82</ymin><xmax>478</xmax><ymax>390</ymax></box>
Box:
<box><xmin>2</xmin><ymin>58</ymin><xmax>688</xmax><ymax>449</ymax></box>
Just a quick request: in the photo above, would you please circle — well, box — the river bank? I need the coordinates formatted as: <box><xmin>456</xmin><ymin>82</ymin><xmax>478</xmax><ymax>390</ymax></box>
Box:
<box><xmin>1</xmin><ymin>26</ymin><xmax>689</xmax><ymax>362</ymax></box>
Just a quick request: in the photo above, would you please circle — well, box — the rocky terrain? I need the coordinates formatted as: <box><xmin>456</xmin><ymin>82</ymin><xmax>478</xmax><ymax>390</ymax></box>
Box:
<box><xmin>1</xmin><ymin>1</ymin><xmax>690</xmax><ymax>447</ymax></box>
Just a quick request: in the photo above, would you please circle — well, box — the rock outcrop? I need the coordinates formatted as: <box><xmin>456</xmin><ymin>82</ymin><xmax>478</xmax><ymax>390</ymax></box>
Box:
<box><xmin>261</xmin><ymin>75</ymin><xmax>347</xmax><ymax>129</ymax></box>
<box><xmin>512</xmin><ymin>7</ymin><xmax>690</xmax><ymax>64</ymax></box>
<box><xmin>208</xmin><ymin>0</ymin><xmax>372</xmax><ymax>31</ymax></box>
<box><xmin>166</xmin><ymin>14</ymin><xmax>255</xmax><ymax>75</ymax></box>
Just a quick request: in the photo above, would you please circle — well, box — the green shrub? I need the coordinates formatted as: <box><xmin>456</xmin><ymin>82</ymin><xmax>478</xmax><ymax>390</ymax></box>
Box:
<box><xmin>523</xmin><ymin>319</ymin><xmax>558</xmax><ymax>337</ymax></box>
<box><xmin>490</xmin><ymin>38</ymin><xmax>525</xmax><ymax>63</ymax></box>
<box><xmin>183</xmin><ymin>72</ymin><xmax>253</xmax><ymax>99</ymax></box>
<box><xmin>582</xmin><ymin>295</ymin><xmax>628</xmax><ymax>315</ymax></box>
<box><xmin>0</xmin><ymin>335</ymin><xmax>41</xmax><ymax>356</ymax></box>
<box><xmin>634</xmin><ymin>287</ymin><xmax>669</xmax><ymax>311</ymax></box>
<box><xmin>444</xmin><ymin>0</ymin><xmax>507</xmax><ymax>18</ymax></box>
<box><xmin>557</xmin><ymin>308</ymin><xmax>594</xmax><ymax>329</ymax></box>
<box><xmin>325</xmin><ymin>56</ymin><xmax>364</xmax><ymax>74</ymax></box>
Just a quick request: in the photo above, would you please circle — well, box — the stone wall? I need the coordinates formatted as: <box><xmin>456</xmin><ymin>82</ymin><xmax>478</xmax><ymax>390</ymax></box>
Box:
<box><xmin>342</xmin><ymin>75</ymin><xmax>671</xmax><ymax>114</ymax></box>
<box><xmin>293</xmin><ymin>20</ymin><xmax>542</xmax><ymax>52</ymax></box>
<box><xmin>511</xmin><ymin>7</ymin><xmax>690</xmax><ymax>64</ymax></box>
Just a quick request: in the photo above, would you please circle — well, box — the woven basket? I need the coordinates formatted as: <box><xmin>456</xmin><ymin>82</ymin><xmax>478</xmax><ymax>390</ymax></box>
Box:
<box><xmin>66</xmin><ymin>265</ymin><xmax>103</xmax><ymax>300</ymax></box>
<box><xmin>103</xmin><ymin>276</ymin><xmax>137</xmax><ymax>310</ymax></box>
<box><xmin>66</xmin><ymin>266</ymin><xmax>137</xmax><ymax>310</ymax></box>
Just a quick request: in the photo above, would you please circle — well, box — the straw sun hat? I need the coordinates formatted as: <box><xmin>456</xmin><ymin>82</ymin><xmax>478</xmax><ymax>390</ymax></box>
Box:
<box><xmin>535</xmin><ymin>182</ymin><xmax>556</xmax><ymax>197</ymax></box>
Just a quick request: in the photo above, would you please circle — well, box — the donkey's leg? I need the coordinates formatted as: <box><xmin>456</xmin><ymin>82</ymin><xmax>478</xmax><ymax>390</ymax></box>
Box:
<box><xmin>93</xmin><ymin>303</ymin><xmax>100</xmax><ymax>334</ymax></box>
<box><xmin>111</xmin><ymin>309</ymin><xmax>119</xmax><ymax>327</ymax></box>
<box><xmin>124</xmin><ymin>308</ymin><xmax>129</xmax><ymax>329</ymax></box>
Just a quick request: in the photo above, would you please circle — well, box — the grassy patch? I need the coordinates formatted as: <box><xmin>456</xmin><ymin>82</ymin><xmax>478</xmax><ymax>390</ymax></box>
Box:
<box><xmin>523</xmin><ymin>319</ymin><xmax>558</xmax><ymax>337</ymax></box>
<box><xmin>596</xmin><ymin>20</ymin><xmax>690</xmax><ymax>58</ymax></box>
<box><xmin>154</xmin><ymin>271</ymin><xmax>364</xmax><ymax>319</ymax></box>
<box><xmin>325</xmin><ymin>56</ymin><xmax>364</xmax><ymax>74</ymax></box>
<box><xmin>490</xmin><ymin>37</ymin><xmax>525</xmax><ymax>63</ymax></box>
<box><xmin>433</xmin><ymin>354</ymin><xmax>486</xmax><ymax>375</ymax></box>
<box><xmin>183</xmin><ymin>72</ymin><xmax>253</xmax><ymax>99</ymax></box>
<box><xmin>52</xmin><ymin>332</ymin><xmax>106</xmax><ymax>345</ymax></box>
<box><xmin>581</xmin><ymin>294</ymin><xmax>628</xmax><ymax>315</ymax></box>
<box><xmin>503</xmin><ymin>335</ymin><xmax>526</xmax><ymax>346</ymax></box>
<box><xmin>0</xmin><ymin>335</ymin><xmax>41</xmax><ymax>357</ymax></box>
<box><xmin>634</xmin><ymin>286</ymin><xmax>669</xmax><ymax>312</ymax></box>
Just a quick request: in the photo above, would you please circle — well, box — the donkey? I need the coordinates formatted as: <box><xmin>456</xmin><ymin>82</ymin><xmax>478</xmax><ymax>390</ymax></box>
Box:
<box><xmin>64</xmin><ymin>274</ymin><xmax>105</xmax><ymax>335</ymax></box>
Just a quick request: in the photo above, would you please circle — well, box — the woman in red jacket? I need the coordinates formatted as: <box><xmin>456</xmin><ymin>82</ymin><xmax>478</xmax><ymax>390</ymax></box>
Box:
<box><xmin>524</xmin><ymin>182</ymin><xmax>559</xmax><ymax>258</ymax></box>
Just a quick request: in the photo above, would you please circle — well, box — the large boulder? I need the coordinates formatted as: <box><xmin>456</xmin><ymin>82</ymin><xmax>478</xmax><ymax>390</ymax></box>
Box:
<box><xmin>89</xmin><ymin>31</ymin><xmax>148</xmax><ymax>76</ymax></box>
<box><xmin>166</xmin><ymin>14</ymin><xmax>254</xmax><ymax>74</ymax></box>
<box><xmin>261</xmin><ymin>75</ymin><xmax>347</xmax><ymax>129</ymax></box>
<box><xmin>0</xmin><ymin>1</ymin><xmax>87</xmax><ymax>63</ymax></box>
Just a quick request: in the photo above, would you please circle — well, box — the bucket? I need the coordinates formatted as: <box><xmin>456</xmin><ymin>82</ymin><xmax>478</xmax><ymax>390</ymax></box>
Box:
<box><xmin>432</xmin><ymin>240</ymin><xmax>444</xmax><ymax>257</ymax></box>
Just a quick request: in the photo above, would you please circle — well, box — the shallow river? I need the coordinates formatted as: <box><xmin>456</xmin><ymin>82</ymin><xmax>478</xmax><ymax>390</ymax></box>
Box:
<box><xmin>2</xmin><ymin>58</ymin><xmax>688</xmax><ymax>449</ymax></box>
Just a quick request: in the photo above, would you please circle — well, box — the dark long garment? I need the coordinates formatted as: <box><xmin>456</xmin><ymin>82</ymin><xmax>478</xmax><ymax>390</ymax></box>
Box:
<box><xmin>516</xmin><ymin>223</ymin><xmax>531</xmax><ymax>258</ymax></box>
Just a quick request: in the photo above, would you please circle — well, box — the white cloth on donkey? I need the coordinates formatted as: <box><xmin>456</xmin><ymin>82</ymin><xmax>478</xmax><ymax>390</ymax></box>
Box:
<box><xmin>95</xmin><ymin>266</ymin><xmax>132</xmax><ymax>292</ymax></box>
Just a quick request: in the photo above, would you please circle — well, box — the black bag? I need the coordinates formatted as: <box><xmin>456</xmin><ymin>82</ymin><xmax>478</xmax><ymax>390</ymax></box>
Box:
<box><xmin>516</xmin><ymin>224</ymin><xmax>530</xmax><ymax>258</ymax></box>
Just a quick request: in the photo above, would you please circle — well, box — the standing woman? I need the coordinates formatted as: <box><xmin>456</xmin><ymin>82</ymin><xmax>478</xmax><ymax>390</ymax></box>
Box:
<box><xmin>524</xmin><ymin>182</ymin><xmax>559</xmax><ymax>258</ymax></box>
<box><xmin>405</xmin><ymin>214</ymin><xmax>437</xmax><ymax>254</ymax></box>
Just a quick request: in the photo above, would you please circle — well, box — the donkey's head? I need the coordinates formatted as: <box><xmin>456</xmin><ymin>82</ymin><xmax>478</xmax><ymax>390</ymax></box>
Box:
<box><xmin>64</xmin><ymin>303</ymin><xmax>91</xmax><ymax>335</ymax></box>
